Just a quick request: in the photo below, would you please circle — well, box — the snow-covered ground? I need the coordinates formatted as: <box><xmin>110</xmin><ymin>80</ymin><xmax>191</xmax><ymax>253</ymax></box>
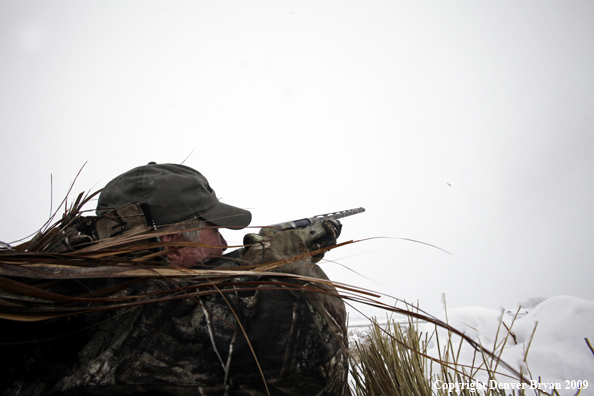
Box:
<box><xmin>349</xmin><ymin>295</ymin><xmax>594</xmax><ymax>395</ymax></box>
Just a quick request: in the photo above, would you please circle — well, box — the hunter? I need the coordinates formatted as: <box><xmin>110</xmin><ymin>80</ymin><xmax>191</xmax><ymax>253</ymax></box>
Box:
<box><xmin>1</xmin><ymin>162</ymin><xmax>348</xmax><ymax>395</ymax></box>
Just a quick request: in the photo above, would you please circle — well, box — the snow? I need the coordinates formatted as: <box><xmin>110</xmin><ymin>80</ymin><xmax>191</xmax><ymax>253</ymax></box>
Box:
<box><xmin>422</xmin><ymin>295</ymin><xmax>594</xmax><ymax>395</ymax></box>
<box><xmin>351</xmin><ymin>295</ymin><xmax>594</xmax><ymax>395</ymax></box>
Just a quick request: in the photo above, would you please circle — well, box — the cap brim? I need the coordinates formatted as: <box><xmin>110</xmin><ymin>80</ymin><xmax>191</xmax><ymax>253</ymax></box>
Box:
<box><xmin>200</xmin><ymin>202</ymin><xmax>252</xmax><ymax>229</ymax></box>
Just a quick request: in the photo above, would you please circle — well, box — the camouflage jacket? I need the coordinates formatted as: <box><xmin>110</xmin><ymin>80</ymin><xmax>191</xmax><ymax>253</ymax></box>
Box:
<box><xmin>1</xmin><ymin>231</ymin><xmax>348</xmax><ymax>396</ymax></box>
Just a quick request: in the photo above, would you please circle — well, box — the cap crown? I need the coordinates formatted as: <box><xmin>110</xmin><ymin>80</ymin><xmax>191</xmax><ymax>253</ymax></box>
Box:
<box><xmin>97</xmin><ymin>163</ymin><xmax>251</xmax><ymax>228</ymax></box>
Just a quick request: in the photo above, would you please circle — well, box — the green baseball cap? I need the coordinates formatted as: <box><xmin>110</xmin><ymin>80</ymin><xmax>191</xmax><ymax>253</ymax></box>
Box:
<box><xmin>96</xmin><ymin>163</ymin><xmax>252</xmax><ymax>229</ymax></box>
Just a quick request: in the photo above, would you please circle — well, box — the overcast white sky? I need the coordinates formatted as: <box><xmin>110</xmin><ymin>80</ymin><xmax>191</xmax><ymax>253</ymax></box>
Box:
<box><xmin>1</xmin><ymin>1</ymin><xmax>593</xmax><ymax>318</ymax></box>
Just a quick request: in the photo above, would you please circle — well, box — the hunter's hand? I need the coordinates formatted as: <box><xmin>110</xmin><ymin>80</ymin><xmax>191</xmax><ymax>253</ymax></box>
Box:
<box><xmin>306</xmin><ymin>219</ymin><xmax>342</xmax><ymax>263</ymax></box>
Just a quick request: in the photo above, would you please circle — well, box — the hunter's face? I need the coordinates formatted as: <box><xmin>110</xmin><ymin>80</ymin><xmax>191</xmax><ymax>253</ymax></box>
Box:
<box><xmin>161</xmin><ymin>227</ymin><xmax>227</xmax><ymax>268</ymax></box>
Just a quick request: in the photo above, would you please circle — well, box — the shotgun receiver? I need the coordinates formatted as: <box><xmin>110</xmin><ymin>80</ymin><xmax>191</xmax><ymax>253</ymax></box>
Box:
<box><xmin>258</xmin><ymin>207</ymin><xmax>365</xmax><ymax>244</ymax></box>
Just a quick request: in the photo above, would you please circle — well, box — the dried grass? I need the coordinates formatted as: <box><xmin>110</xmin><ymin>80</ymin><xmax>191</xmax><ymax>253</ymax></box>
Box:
<box><xmin>1</xmin><ymin>182</ymin><xmax>549</xmax><ymax>395</ymax></box>
<box><xmin>348</xmin><ymin>307</ymin><xmax>549</xmax><ymax>396</ymax></box>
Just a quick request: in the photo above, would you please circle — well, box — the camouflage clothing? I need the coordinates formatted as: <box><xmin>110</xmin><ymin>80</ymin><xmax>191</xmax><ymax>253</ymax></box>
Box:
<box><xmin>1</xmin><ymin>231</ymin><xmax>348</xmax><ymax>396</ymax></box>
